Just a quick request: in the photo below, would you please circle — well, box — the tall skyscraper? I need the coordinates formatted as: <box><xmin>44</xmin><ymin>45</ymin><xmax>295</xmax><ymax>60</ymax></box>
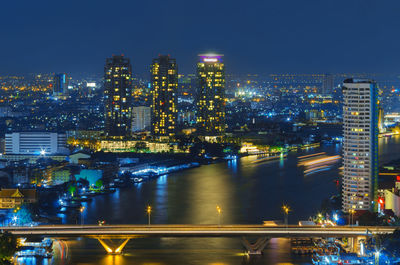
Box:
<box><xmin>53</xmin><ymin>73</ymin><xmax>68</xmax><ymax>96</ymax></box>
<box><xmin>150</xmin><ymin>55</ymin><xmax>178</xmax><ymax>138</ymax></box>
<box><xmin>132</xmin><ymin>106</ymin><xmax>151</xmax><ymax>132</ymax></box>
<box><xmin>321</xmin><ymin>74</ymin><xmax>334</xmax><ymax>95</ymax></box>
<box><xmin>196</xmin><ymin>54</ymin><xmax>225</xmax><ymax>136</ymax></box>
<box><xmin>104</xmin><ymin>55</ymin><xmax>132</xmax><ymax>137</ymax></box>
<box><xmin>342</xmin><ymin>79</ymin><xmax>379</xmax><ymax>212</ymax></box>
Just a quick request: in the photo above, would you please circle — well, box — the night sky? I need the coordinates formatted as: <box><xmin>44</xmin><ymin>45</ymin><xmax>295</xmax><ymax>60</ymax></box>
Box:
<box><xmin>1</xmin><ymin>0</ymin><xmax>399</xmax><ymax>76</ymax></box>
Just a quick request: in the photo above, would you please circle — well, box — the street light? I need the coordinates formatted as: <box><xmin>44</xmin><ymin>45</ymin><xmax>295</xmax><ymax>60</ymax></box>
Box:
<box><xmin>282</xmin><ymin>205</ymin><xmax>290</xmax><ymax>227</ymax></box>
<box><xmin>12</xmin><ymin>216</ymin><xmax>18</xmax><ymax>226</ymax></box>
<box><xmin>348</xmin><ymin>209</ymin><xmax>355</xmax><ymax>226</ymax></box>
<box><xmin>80</xmin><ymin>206</ymin><xmax>85</xmax><ymax>225</ymax></box>
<box><xmin>40</xmin><ymin>149</ymin><xmax>47</xmax><ymax>156</ymax></box>
<box><xmin>216</xmin><ymin>205</ymin><xmax>222</xmax><ymax>226</ymax></box>
<box><xmin>146</xmin><ymin>205</ymin><xmax>152</xmax><ymax>226</ymax></box>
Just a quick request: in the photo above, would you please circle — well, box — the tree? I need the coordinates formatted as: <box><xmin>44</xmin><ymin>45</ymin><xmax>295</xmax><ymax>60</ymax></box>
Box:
<box><xmin>0</xmin><ymin>232</ymin><xmax>19</xmax><ymax>265</ymax></box>
<box><xmin>67</xmin><ymin>184</ymin><xmax>76</xmax><ymax>197</ymax></box>
<box><xmin>95</xmin><ymin>179</ymin><xmax>103</xmax><ymax>189</ymax></box>
<box><xmin>135</xmin><ymin>142</ymin><xmax>148</xmax><ymax>152</ymax></box>
<box><xmin>14</xmin><ymin>204</ymin><xmax>33</xmax><ymax>226</ymax></box>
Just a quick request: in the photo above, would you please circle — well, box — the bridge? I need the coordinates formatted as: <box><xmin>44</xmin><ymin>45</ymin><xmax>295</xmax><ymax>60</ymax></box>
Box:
<box><xmin>3</xmin><ymin>225</ymin><xmax>398</xmax><ymax>255</ymax></box>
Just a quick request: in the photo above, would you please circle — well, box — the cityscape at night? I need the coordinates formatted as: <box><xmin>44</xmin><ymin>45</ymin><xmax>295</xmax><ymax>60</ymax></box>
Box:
<box><xmin>1</xmin><ymin>0</ymin><xmax>400</xmax><ymax>265</ymax></box>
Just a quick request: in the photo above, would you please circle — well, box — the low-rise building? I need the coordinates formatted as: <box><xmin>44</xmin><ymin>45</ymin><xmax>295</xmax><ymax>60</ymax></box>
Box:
<box><xmin>100</xmin><ymin>140</ymin><xmax>182</xmax><ymax>153</ymax></box>
<box><xmin>1</xmin><ymin>154</ymin><xmax>67</xmax><ymax>164</ymax></box>
<box><xmin>75</xmin><ymin>169</ymin><xmax>102</xmax><ymax>186</ymax></box>
<box><xmin>384</xmin><ymin>181</ymin><xmax>400</xmax><ymax>217</ymax></box>
<box><xmin>384</xmin><ymin>189</ymin><xmax>400</xmax><ymax>217</ymax></box>
<box><xmin>0</xmin><ymin>189</ymin><xmax>37</xmax><ymax>209</ymax></box>
<box><xmin>53</xmin><ymin>169</ymin><xmax>71</xmax><ymax>185</ymax></box>
<box><xmin>68</xmin><ymin>151</ymin><xmax>91</xmax><ymax>164</ymax></box>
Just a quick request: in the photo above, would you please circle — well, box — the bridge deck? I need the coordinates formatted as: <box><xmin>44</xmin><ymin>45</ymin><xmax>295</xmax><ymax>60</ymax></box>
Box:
<box><xmin>1</xmin><ymin>225</ymin><xmax>397</xmax><ymax>238</ymax></box>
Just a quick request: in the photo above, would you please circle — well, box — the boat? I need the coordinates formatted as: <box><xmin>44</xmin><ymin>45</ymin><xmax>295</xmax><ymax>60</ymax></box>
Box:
<box><xmin>16</xmin><ymin>238</ymin><xmax>53</xmax><ymax>258</ymax></box>
<box><xmin>133</xmin><ymin>177</ymin><xmax>143</xmax><ymax>183</ymax></box>
<box><xmin>60</xmin><ymin>200</ymin><xmax>81</xmax><ymax>208</ymax></box>
<box><xmin>80</xmin><ymin>191</ymin><xmax>98</xmax><ymax>197</ymax></box>
<box><xmin>251</xmin><ymin>153</ymin><xmax>287</xmax><ymax>164</ymax></box>
<box><xmin>95</xmin><ymin>188</ymin><xmax>116</xmax><ymax>195</ymax></box>
<box><xmin>72</xmin><ymin>196</ymin><xmax>92</xmax><ymax>202</ymax></box>
<box><xmin>15</xmin><ymin>248</ymin><xmax>52</xmax><ymax>258</ymax></box>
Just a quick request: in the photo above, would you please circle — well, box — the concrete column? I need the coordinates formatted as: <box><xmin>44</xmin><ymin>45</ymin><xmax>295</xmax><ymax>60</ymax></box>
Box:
<box><xmin>97</xmin><ymin>238</ymin><xmax>131</xmax><ymax>254</ymax></box>
<box><xmin>242</xmin><ymin>237</ymin><xmax>270</xmax><ymax>255</ymax></box>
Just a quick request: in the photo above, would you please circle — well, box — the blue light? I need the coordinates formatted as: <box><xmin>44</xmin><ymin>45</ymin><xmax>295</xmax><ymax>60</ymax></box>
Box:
<box><xmin>333</xmin><ymin>213</ymin><xmax>338</xmax><ymax>221</ymax></box>
<box><xmin>360</xmin><ymin>241</ymin><xmax>365</xmax><ymax>256</ymax></box>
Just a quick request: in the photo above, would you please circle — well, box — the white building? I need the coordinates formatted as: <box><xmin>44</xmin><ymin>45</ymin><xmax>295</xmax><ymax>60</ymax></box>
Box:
<box><xmin>132</xmin><ymin>106</ymin><xmax>151</xmax><ymax>132</ymax></box>
<box><xmin>342</xmin><ymin>79</ymin><xmax>379</xmax><ymax>212</ymax></box>
<box><xmin>5</xmin><ymin>132</ymin><xmax>68</xmax><ymax>155</ymax></box>
<box><xmin>384</xmin><ymin>188</ymin><xmax>400</xmax><ymax>217</ymax></box>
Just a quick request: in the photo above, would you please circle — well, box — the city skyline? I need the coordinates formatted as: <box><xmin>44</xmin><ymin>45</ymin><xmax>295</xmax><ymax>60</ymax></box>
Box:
<box><xmin>2</xmin><ymin>1</ymin><xmax>400</xmax><ymax>264</ymax></box>
<box><xmin>2</xmin><ymin>1</ymin><xmax>400</xmax><ymax>75</ymax></box>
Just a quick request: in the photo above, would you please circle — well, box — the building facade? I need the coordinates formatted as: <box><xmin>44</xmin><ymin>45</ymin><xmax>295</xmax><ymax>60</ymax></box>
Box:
<box><xmin>104</xmin><ymin>55</ymin><xmax>133</xmax><ymax>137</ymax></box>
<box><xmin>5</xmin><ymin>132</ymin><xmax>67</xmax><ymax>155</ymax></box>
<box><xmin>196</xmin><ymin>54</ymin><xmax>225</xmax><ymax>136</ymax></box>
<box><xmin>321</xmin><ymin>74</ymin><xmax>334</xmax><ymax>95</ymax></box>
<box><xmin>342</xmin><ymin>79</ymin><xmax>379</xmax><ymax>212</ymax></box>
<box><xmin>384</xmin><ymin>188</ymin><xmax>400</xmax><ymax>217</ymax></box>
<box><xmin>132</xmin><ymin>106</ymin><xmax>151</xmax><ymax>132</ymax></box>
<box><xmin>53</xmin><ymin>73</ymin><xmax>69</xmax><ymax>96</ymax></box>
<box><xmin>150</xmin><ymin>55</ymin><xmax>178</xmax><ymax>137</ymax></box>
<box><xmin>0</xmin><ymin>189</ymin><xmax>37</xmax><ymax>209</ymax></box>
<box><xmin>100</xmin><ymin>140</ymin><xmax>182</xmax><ymax>153</ymax></box>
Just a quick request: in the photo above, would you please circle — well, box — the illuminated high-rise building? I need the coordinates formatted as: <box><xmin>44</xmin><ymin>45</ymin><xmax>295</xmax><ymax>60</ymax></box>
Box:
<box><xmin>104</xmin><ymin>55</ymin><xmax>132</xmax><ymax>137</ymax></box>
<box><xmin>132</xmin><ymin>106</ymin><xmax>151</xmax><ymax>132</ymax></box>
<box><xmin>321</xmin><ymin>74</ymin><xmax>334</xmax><ymax>95</ymax></box>
<box><xmin>196</xmin><ymin>54</ymin><xmax>225</xmax><ymax>136</ymax></box>
<box><xmin>53</xmin><ymin>73</ymin><xmax>68</xmax><ymax>96</ymax></box>
<box><xmin>342</xmin><ymin>79</ymin><xmax>379</xmax><ymax>212</ymax></box>
<box><xmin>150</xmin><ymin>55</ymin><xmax>178</xmax><ymax>137</ymax></box>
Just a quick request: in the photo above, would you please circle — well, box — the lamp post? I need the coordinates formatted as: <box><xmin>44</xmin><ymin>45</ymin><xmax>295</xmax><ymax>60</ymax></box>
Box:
<box><xmin>12</xmin><ymin>216</ymin><xmax>18</xmax><ymax>226</ymax></box>
<box><xmin>348</xmin><ymin>209</ymin><xmax>355</xmax><ymax>226</ymax></box>
<box><xmin>80</xmin><ymin>206</ymin><xmax>85</xmax><ymax>225</ymax></box>
<box><xmin>282</xmin><ymin>205</ymin><xmax>290</xmax><ymax>227</ymax></box>
<box><xmin>147</xmin><ymin>205</ymin><xmax>152</xmax><ymax>226</ymax></box>
<box><xmin>216</xmin><ymin>206</ymin><xmax>222</xmax><ymax>226</ymax></box>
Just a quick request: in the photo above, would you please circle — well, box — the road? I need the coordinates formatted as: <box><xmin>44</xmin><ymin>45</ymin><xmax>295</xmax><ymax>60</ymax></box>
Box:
<box><xmin>2</xmin><ymin>225</ymin><xmax>398</xmax><ymax>238</ymax></box>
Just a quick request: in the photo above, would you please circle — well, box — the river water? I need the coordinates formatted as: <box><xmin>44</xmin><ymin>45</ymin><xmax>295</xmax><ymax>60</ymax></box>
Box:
<box><xmin>16</xmin><ymin>135</ymin><xmax>400</xmax><ymax>265</ymax></box>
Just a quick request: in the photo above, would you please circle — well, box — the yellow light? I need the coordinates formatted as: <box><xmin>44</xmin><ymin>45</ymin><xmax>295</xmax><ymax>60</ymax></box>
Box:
<box><xmin>282</xmin><ymin>205</ymin><xmax>290</xmax><ymax>214</ymax></box>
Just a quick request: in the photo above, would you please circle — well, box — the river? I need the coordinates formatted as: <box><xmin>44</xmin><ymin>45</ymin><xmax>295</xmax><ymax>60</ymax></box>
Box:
<box><xmin>16</xmin><ymin>135</ymin><xmax>400</xmax><ymax>265</ymax></box>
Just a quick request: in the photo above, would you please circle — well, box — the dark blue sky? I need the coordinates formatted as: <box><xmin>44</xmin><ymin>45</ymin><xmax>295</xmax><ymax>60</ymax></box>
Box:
<box><xmin>1</xmin><ymin>0</ymin><xmax>399</xmax><ymax>76</ymax></box>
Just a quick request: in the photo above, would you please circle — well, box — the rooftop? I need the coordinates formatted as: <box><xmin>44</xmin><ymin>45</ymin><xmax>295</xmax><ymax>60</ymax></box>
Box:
<box><xmin>343</xmin><ymin>78</ymin><xmax>375</xmax><ymax>84</ymax></box>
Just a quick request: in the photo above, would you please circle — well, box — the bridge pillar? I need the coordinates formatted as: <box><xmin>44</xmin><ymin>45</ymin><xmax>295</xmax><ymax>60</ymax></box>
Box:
<box><xmin>347</xmin><ymin>237</ymin><xmax>356</xmax><ymax>253</ymax></box>
<box><xmin>97</xmin><ymin>238</ymin><xmax>131</xmax><ymax>255</ymax></box>
<box><xmin>242</xmin><ymin>237</ymin><xmax>270</xmax><ymax>255</ymax></box>
<box><xmin>347</xmin><ymin>236</ymin><xmax>366</xmax><ymax>254</ymax></box>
